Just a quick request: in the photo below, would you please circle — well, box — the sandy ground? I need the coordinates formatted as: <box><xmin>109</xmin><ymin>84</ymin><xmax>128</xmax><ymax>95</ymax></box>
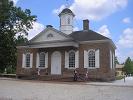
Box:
<box><xmin>0</xmin><ymin>78</ymin><xmax>133</xmax><ymax>100</ymax></box>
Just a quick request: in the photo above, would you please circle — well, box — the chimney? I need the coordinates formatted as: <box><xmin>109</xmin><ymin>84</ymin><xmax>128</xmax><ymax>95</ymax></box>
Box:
<box><xmin>83</xmin><ymin>19</ymin><xmax>89</xmax><ymax>31</ymax></box>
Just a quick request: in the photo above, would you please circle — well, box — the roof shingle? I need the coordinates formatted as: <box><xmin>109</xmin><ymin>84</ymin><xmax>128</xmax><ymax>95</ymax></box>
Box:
<box><xmin>69</xmin><ymin>30</ymin><xmax>110</xmax><ymax>41</ymax></box>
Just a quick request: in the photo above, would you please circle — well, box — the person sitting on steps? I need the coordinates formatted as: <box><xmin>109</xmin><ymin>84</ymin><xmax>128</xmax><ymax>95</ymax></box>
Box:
<box><xmin>73</xmin><ymin>70</ymin><xmax>78</xmax><ymax>81</ymax></box>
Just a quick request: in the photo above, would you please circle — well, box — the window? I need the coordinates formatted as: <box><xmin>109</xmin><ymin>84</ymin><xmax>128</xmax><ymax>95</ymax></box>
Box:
<box><xmin>39</xmin><ymin>52</ymin><xmax>45</xmax><ymax>67</ymax></box>
<box><xmin>68</xmin><ymin>17</ymin><xmax>70</xmax><ymax>24</ymax></box>
<box><xmin>26</xmin><ymin>53</ymin><xmax>30</xmax><ymax>67</ymax></box>
<box><xmin>69</xmin><ymin>51</ymin><xmax>75</xmax><ymax>68</ymax></box>
<box><xmin>88</xmin><ymin>50</ymin><xmax>95</xmax><ymax>67</ymax></box>
<box><xmin>47</xmin><ymin>33</ymin><xmax>53</xmax><ymax>38</ymax></box>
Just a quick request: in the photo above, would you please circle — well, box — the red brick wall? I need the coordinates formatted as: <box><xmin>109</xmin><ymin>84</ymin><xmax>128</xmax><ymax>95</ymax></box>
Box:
<box><xmin>16</xmin><ymin>42</ymin><xmax>115</xmax><ymax>81</ymax></box>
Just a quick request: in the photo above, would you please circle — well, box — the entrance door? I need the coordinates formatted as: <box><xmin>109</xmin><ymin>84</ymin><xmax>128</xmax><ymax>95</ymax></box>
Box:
<box><xmin>51</xmin><ymin>51</ymin><xmax>61</xmax><ymax>75</ymax></box>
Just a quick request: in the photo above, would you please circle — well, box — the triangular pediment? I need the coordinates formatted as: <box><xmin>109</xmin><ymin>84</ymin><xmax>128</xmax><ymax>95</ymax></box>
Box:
<box><xmin>30</xmin><ymin>27</ymin><xmax>72</xmax><ymax>43</ymax></box>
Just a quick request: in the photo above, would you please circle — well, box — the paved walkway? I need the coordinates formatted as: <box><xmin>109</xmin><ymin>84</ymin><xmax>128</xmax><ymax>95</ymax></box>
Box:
<box><xmin>0</xmin><ymin>77</ymin><xmax>133</xmax><ymax>100</ymax></box>
<box><xmin>86</xmin><ymin>77</ymin><xmax>133</xmax><ymax>87</ymax></box>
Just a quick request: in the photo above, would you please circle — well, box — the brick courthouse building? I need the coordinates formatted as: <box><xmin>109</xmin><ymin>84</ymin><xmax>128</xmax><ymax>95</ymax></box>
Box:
<box><xmin>17</xmin><ymin>8</ymin><xmax>116</xmax><ymax>81</ymax></box>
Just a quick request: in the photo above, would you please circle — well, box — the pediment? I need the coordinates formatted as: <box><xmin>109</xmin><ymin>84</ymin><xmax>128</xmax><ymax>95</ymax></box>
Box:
<box><xmin>30</xmin><ymin>27</ymin><xmax>71</xmax><ymax>43</ymax></box>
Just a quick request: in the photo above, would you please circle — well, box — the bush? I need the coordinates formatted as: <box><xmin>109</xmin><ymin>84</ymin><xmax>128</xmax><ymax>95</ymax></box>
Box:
<box><xmin>116</xmin><ymin>76</ymin><xmax>124</xmax><ymax>80</ymax></box>
<box><xmin>6</xmin><ymin>66</ymin><xmax>16</xmax><ymax>74</ymax></box>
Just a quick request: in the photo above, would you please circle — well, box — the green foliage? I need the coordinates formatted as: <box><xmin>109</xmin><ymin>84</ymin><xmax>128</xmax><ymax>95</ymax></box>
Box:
<box><xmin>123</xmin><ymin>57</ymin><xmax>133</xmax><ymax>75</ymax></box>
<box><xmin>115</xmin><ymin>56</ymin><xmax>119</xmax><ymax>65</ymax></box>
<box><xmin>0</xmin><ymin>0</ymin><xmax>37</xmax><ymax>73</ymax></box>
<box><xmin>6</xmin><ymin>66</ymin><xmax>16</xmax><ymax>74</ymax></box>
<box><xmin>16</xmin><ymin>35</ymin><xmax>28</xmax><ymax>45</ymax></box>
<box><xmin>116</xmin><ymin>76</ymin><xmax>124</xmax><ymax>80</ymax></box>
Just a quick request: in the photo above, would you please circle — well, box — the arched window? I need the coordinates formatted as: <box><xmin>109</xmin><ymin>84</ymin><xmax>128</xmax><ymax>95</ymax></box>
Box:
<box><xmin>39</xmin><ymin>52</ymin><xmax>45</xmax><ymax>67</ymax></box>
<box><xmin>26</xmin><ymin>53</ymin><xmax>30</xmax><ymax>67</ymax></box>
<box><xmin>47</xmin><ymin>33</ymin><xmax>53</xmax><ymax>38</ymax></box>
<box><xmin>88</xmin><ymin>50</ymin><xmax>95</xmax><ymax>67</ymax></box>
<box><xmin>68</xmin><ymin>17</ymin><xmax>70</xmax><ymax>24</ymax></box>
<box><xmin>69</xmin><ymin>51</ymin><xmax>75</xmax><ymax>68</ymax></box>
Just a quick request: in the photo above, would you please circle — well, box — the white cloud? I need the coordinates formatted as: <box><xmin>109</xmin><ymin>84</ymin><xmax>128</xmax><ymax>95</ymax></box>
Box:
<box><xmin>116</xmin><ymin>28</ymin><xmax>133</xmax><ymax>63</ymax></box>
<box><xmin>122</xmin><ymin>17</ymin><xmax>131</xmax><ymax>24</ymax></box>
<box><xmin>116</xmin><ymin>49</ymin><xmax>133</xmax><ymax>63</ymax></box>
<box><xmin>54</xmin><ymin>0</ymin><xmax>128</xmax><ymax>20</ymax></box>
<box><xmin>73</xmin><ymin>27</ymin><xmax>79</xmax><ymax>31</ymax></box>
<box><xmin>97</xmin><ymin>25</ymin><xmax>111</xmax><ymax>38</ymax></box>
<box><xmin>118</xmin><ymin>28</ymin><xmax>133</xmax><ymax>48</ymax></box>
<box><xmin>53</xmin><ymin>5</ymin><xmax>66</xmax><ymax>14</ymax></box>
<box><xmin>28</xmin><ymin>22</ymin><xmax>45</xmax><ymax>40</ymax></box>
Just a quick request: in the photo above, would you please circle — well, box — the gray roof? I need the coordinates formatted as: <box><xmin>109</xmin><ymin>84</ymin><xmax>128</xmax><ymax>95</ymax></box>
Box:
<box><xmin>69</xmin><ymin>30</ymin><xmax>110</xmax><ymax>41</ymax></box>
<box><xmin>59</xmin><ymin>8</ymin><xmax>75</xmax><ymax>16</ymax></box>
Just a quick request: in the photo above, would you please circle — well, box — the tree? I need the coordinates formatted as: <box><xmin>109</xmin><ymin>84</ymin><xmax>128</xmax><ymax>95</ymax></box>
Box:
<box><xmin>16</xmin><ymin>35</ymin><xmax>28</xmax><ymax>45</ymax></box>
<box><xmin>123</xmin><ymin>57</ymin><xmax>133</xmax><ymax>75</ymax></box>
<box><xmin>0</xmin><ymin>0</ymin><xmax>36</xmax><ymax>73</ymax></box>
<box><xmin>115</xmin><ymin>56</ymin><xmax>119</xmax><ymax>65</ymax></box>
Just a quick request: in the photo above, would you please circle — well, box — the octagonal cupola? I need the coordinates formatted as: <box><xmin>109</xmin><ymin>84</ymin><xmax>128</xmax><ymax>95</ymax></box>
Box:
<box><xmin>59</xmin><ymin>8</ymin><xmax>75</xmax><ymax>34</ymax></box>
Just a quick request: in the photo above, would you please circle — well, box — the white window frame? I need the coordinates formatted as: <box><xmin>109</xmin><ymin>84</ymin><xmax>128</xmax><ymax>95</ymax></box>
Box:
<box><xmin>39</xmin><ymin>52</ymin><xmax>45</xmax><ymax>68</ymax></box>
<box><xmin>84</xmin><ymin>49</ymin><xmax>100</xmax><ymax>69</ymax></box>
<box><xmin>68</xmin><ymin>50</ymin><xmax>75</xmax><ymax>69</ymax></box>
<box><xmin>36</xmin><ymin>52</ymin><xmax>48</xmax><ymax>69</ymax></box>
<box><xmin>88</xmin><ymin>49</ymin><xmax>95</xmax><ymax>68</ymax></box>
<box><xmin>25</xmin><ymin>53</ymin><xmax>30</xmax><ymax>68</ymax></box>
<box><xmin>22</xmin><ymin>53</ymin><xmax>32</xmax><ymax>68</ymax></box>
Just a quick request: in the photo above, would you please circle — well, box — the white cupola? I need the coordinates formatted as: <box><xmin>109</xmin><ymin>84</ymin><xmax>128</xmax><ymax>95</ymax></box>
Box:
<box><xmin>59</xmin><ymin>8</ymin><xmax>75</xmax><ymax>34</ymax></box>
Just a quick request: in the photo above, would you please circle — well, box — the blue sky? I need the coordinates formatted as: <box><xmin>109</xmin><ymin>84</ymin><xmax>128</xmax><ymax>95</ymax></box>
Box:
<box><xmin>13</xmin><ymin>0</ymin><xmax>133</xmax><ymax>63</ymax></box>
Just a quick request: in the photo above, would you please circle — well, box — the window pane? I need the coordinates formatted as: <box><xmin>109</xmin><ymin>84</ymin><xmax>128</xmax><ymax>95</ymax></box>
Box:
<box><xmin>88</xmin><ymin>51</ymin><xmax>95</xmax><ymax>67</ymax></box>
<box><xmin>39</xmin><ymin>53</ymin><xmax>45</xmax><ymax>67</ymax></box>
<box><xmin>68</xmin><ymin>18</ymin><xmax>70</xmax><ymax>24</ymax></box>
<box><xmin>69</xmin><ymin>52</ymin><xmax>75</xmax><ymax>68</ymax></box>
<box><xmin>26</xmin><ymin>53</ymin><xmax>30</xmax><ymax>67</ymax></box>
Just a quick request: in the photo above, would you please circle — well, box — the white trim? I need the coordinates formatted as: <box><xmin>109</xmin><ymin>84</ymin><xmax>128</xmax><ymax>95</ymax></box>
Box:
<box><xmin>110</xmin><ymin>50</ymin><xmax>112</xmax><ymax>69</ymax></box>
<box><xmin>22</xmin><ymin>53</ymin><xmax>32</xmax><ymax>69</ymax></box>
<box><xmin>51</xmin><ymin>51</ymin><xmax>61</xmax><ymax>75</ymax></box>
<box><xmin>84</xmin><ymin>50</ymin><xmax>88</xmax><ymax>68</ymax></box>
<box><xmin>68</xmin><ymin>50</ymin><xmax>76</xmax><ymax>69</ymax></box>
<box><xmin>95</xmin><ymin>49</ymin><xmax>100</xmax><ymax>68</ymax></box>
<box><xmin>75</xmin><ymin>51</ymin><xmax>79</xmax><ymax>68</ymax></box>
<box><xmin>88</xmin><ymin>49</ymin><xmax>95</xmax><ymax>52</ymax></box>
<box><xmin>65</xmin><ymin>51</ymin><xmax>69</xmax><ymax>68</ymax></box>
<box><xmin>30</xmin><ymin>53</ymin><xmax>33</xmax><ymax>68</ymax></box>
<box><xmin>84</xmin><ymin>49</ymin><xmax>100</xmax><ymax>69</ymax></box>
<box><xmin>36</xmin><ymin>53</ymin><xmax>40</xmax><ymax>68</ymax></box>
<box><xmin>88</xmin><ymin>50</ymin><xmax>96</xmax><ymax>69</ymax></box>
<box><xmin>22</xmin><ymin>53</ymin><xmax>26</xmax><ymax>68</ymax></box>
<box><xmin>45</xmin><ymin>52</ymin><xmax>48</xmax><ymax>68</ymax></box>
<box><xmin>17</xmin><ymin>41</ymin><xmax>79</xmax><ymax>48</ymax></box>
<box><xmin>30</xmin><ymin>27</ymin><xmax>72</xmax><ymax>42</ymax></box>
<box><xmin>36</xmin><ymin>52</ymin><xmax>48</xmax><ymax>69</ymax></box>
<box><xmin>112</xmin><ymin>52</ymin><xmax>115</xmax><ymax>69</ymax></box>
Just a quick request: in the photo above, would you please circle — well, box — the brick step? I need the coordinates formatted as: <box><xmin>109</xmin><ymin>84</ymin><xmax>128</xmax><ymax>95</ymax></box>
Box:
<box><xmin>37</xmin><ymin>75</ymin><xmax>86</xmax><ymax>82</ymax></box>
<box><xmin>17</xmin><ymin>74</ymin><xmax>86</xmax><ymax>82</ymax></box>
